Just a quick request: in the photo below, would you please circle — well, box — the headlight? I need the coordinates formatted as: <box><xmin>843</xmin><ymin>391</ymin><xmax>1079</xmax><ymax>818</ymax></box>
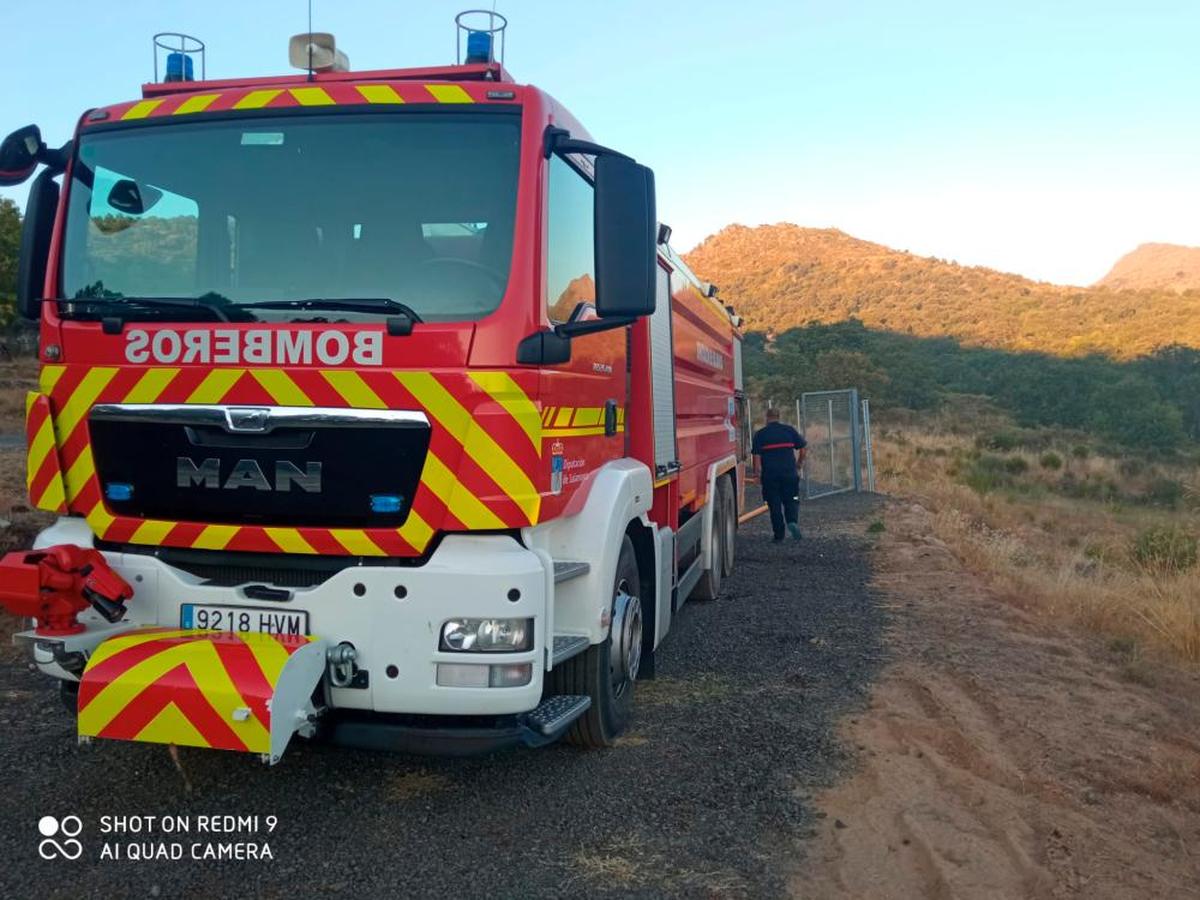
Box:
<box><xmin>440</xmin><ymin>618</ymin><xmax>533</xmax><ymax>653</ymax></box>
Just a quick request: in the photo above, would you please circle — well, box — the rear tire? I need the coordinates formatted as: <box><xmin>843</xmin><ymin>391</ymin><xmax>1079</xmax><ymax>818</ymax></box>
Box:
<box><xmin>692</xmin><ymin>484</ymin><xmax>725</xmax><ymax>601</ymax></box>
<box><xmin>719</xmin><ymin>475</ymin><xmax>737</xmax><ymax>578</ymax></box>
<box><xmin>548</xmin><ymin>535</ymin><xmax>641</xmax><ymax>748</ymax></box>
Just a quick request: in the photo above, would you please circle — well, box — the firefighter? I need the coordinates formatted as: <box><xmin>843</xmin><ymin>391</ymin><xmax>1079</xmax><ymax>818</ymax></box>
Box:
<box><xmin>751</xmin><ymin>408</ymin><xmax>807</xmax><ymax>542</ymax></box>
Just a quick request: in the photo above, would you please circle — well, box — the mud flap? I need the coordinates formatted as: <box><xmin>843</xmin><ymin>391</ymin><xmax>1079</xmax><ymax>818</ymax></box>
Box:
<box><xmin>77</xmin><ymin>628</ymin><xmax>327</xmax><ymax>764</ymax></box>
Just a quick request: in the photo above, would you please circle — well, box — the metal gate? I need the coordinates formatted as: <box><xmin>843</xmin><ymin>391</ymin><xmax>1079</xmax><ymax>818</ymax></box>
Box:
<box><xmin>801</xmin><ymin>389</ymin><xmax>861</xmax><ymax>499</ymax></box>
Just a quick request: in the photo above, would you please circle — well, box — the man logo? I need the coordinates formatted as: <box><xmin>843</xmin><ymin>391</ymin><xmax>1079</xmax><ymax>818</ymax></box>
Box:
<box><xmin>176</xmin><ymin>457</ymin><xmax>323</xmax><ymax>492</ymax></box>
<box><xmin>38</xmin><ymin>815</ymin><xmax>83</xmax><ymax>860</ymax></box>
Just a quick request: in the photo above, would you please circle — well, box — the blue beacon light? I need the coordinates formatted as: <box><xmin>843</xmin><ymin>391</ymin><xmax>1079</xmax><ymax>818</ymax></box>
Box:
<box><xmin>465</xmin><ymin>30</ymin><xmax>493</xmax><ymax>64</ymax></box>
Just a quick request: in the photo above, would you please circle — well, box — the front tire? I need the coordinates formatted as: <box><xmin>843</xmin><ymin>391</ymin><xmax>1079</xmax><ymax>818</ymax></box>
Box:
<box><xmin>548</xmin><ymin>534</ymin><xmax>641</xmax><ymax>748</ymax></box>
<box><xmin>692</xmin><ymin>481</ymin><xmax>727</xmax><ymax>601</ymax></box>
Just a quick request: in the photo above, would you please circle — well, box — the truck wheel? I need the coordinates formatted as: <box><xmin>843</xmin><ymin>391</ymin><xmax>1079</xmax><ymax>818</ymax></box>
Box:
<box><xmin>692</xmin><ymin>487</ymin><xmax>725</xmax><ymax>601</ymax></box>
<box><xmin>549</xmin><ymin>535</ymin><xmax>641</xmax><ymax>748</ymax></box>
<box><xmin>720</xmin><ymin>475</ymin><xmax>737</xmax><ymax>578</ymax></box>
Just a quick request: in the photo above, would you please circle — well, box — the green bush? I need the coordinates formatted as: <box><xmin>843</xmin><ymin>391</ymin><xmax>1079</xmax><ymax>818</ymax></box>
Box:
<box><xmin>1131</xmin><ymin>526</ymin><xmax>1197</xmax><ymax>572</ymax></box>
<box><xmin>1039</xmin><ymin>451</ymin><xmax>1063</xmax><ymax>470</ymax></box>
<box><xmin>1071</xmin><ymin>444</ymin><xmax>1090</xmax><ymax>459</ymax></box>
<box><xmin>976</xmin><ymin>431</ymin><xmax>1021</xmax><ymax>452</ymax></box>
<box><xmin>866</xmin><ymin>520</ymin><xmax>886</xmax><ymax>534</ymax></box>
<box><xmin>1004</xmin><ymin>456</ymin><xmax>1029</xmax><ymax>475</ymax></box>
<box><xmin>958</xmin><ymin>454</ymin><xmax>1009</xmax><ymax>493</ymax></box>
<box><xmin>1144</xmin><ymin>477</ymin><xmax>1184</xmax><ymax>509</ymax></box>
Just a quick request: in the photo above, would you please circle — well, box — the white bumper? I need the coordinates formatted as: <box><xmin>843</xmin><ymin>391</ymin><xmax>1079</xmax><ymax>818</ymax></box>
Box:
<box><xmin>34</xmin><ymin>525</ymin><xmax>548</xmax><ymax>717</ymax></box>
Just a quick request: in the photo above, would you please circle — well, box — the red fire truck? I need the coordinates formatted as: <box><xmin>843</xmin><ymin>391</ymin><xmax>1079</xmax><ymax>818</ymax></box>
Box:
<box><xmin>0</xmin><ymin>15</ymin><xmax>745</xmax><ymax>761</ymax></box>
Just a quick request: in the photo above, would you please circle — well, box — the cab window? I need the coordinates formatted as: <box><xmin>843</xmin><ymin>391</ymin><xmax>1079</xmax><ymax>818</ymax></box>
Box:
<box><xmin>546</xmin><ymin>155</ymin><xmax>595</xmax><ymax>324</ymax></box>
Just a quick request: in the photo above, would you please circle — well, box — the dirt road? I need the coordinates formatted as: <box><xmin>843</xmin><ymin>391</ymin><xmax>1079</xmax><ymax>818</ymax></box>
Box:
<box><xmin>0</xmin><ymin>495</ymin><xmax>884</xmax><ymax>899</ymax></box>
<box><xmin>796</xmin><ymin>501</ymin><xmax>1200</xmax><ymax>899</ymax></box>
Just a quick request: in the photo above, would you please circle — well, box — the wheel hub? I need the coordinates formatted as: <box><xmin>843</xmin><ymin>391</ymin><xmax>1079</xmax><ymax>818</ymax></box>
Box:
<box><xmin>609</xmin><ymin>583</ymin><xmax>642</xmax><ymax>694</ymax></box>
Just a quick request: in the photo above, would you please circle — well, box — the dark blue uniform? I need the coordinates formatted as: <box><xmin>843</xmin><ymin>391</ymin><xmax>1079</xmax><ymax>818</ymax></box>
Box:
<box><xmin>752</xmin><ymin>420</ymin><xmax>806</xmax><ymax>541</ymax></box>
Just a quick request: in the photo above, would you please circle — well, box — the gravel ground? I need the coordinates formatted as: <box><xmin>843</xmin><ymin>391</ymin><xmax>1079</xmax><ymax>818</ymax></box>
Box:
<box><xmin>0</xmin><ymin>493</ymin><xmax>885</xmax><ymax>899</ymax></box>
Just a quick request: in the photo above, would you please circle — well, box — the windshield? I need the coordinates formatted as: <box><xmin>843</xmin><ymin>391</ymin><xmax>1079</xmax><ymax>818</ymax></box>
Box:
<box><xmin>61</xmin><ymin>111</ymin><xmax>521</xmax><ymax>322</ymax></box>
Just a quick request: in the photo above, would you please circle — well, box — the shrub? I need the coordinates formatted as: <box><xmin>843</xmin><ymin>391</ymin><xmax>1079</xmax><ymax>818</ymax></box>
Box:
<box><xmin>976</xmin><ymin>431</ymin><xmax>1021</xmax><ymax>452</ymax></box>
<box><xmin>959</xmin><ymin>454</ymin><xmax>1009</xmax><ymax>493</ymax></box>
<box><xmin>1131</xmin><ymin>526</ymin><xmax>1198</xmax><ymax>572</ymax></box>
<box><xmin>866</xmin><ymin>520</ymin><xmax>886</xmax><ymax>534</ymax></box>
<box><xmin>1004</xmin><ymin>456</ymin><xmax>1029</xmax><ymax>475</ymax></box>
<box><xmin>1143</xmin><ymin>477</ymin><xmax>1184</xmax><ymax>509</ymax></box>
<box><xmin>1071</xmin><ymin>444</ymin><xmax>1090</xmax><ymax>459</ymax></box>
<box><xmin>1039</xmin><ymin>451</ymin><xmax>1063</xmax><ymax>470</ymax></box>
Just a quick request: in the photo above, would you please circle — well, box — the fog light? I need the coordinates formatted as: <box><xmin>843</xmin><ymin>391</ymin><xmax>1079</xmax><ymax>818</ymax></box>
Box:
<box><xmin>488</xmin><ymin>663</ymin><xmax>532</xmax><ymax>687</ymax></box>
<box><xmin>436</xmin><ymin>663</ymin><xmax>489</xmax><ymax>688</ymax></box>
<box><xmin>440</xmin><ymin>618</ymin><xmax>533</xmax><ymax>652</ymax></box>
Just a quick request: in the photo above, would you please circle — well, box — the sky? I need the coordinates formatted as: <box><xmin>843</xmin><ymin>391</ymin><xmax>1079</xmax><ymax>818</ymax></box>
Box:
<box><xmin>3</xmin><ymin>0</ymin><xmax>1198</xmax><ymax>286</ymax></box>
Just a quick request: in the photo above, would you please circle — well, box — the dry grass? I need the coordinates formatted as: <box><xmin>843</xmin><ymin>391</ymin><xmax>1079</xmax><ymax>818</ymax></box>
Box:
<box><xmin>874</xmin><ymin>423</ymin><xmax>1200</xmax><ymax>666</ymax></box>
<box><xmin>569</xmin><ymin>835</ymin><xmax>748</xmax><ymax>896</ymax></box>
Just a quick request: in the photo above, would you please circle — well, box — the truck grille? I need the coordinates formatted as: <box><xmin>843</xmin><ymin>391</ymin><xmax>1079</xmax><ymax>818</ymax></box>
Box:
<box><xmin>88</xmin><ymin>404</ymin><xmax>430</xmax><ymax>529</ymax></box>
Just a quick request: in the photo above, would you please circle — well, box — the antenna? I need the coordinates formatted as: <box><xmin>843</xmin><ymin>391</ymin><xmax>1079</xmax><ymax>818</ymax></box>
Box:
<box><xmin>307</xmin><ymin>0</ymin><xmax>314</xmax><ymax>81</ymax></box>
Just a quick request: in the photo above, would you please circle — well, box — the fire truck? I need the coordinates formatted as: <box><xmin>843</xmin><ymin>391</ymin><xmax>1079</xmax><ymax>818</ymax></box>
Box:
<box><xmin>0</xmin><ymin>14</ymin><xmax>746</xmax><ymax>761</ymax></box>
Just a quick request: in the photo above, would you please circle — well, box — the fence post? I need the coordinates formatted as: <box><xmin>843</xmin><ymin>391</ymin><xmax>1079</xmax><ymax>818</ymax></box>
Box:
<box><xmin>795</xmin><ymin>398</ymin><xmax>802</xmax><ymax>431</ymax></box>
<box><xmin>862</xmin><ymin>398</ymin><xmax>876</xmax><ymax>492</ymax></box>
<box><xmin>826</xmin><ymin>398</ymin><xmax>836</xmax><ymax>491</ymax></box>
<box><xmin>849</xmin><ymin>388</ymin><xmax>862</xmax><ymax>491</ymax></box>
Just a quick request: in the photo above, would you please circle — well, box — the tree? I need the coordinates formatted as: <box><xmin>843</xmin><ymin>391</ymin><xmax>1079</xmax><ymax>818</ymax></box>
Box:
<box><xmin>0</xmin><ymin>197</ymin><xmax>21</xmax><ymax>325</ymax></box>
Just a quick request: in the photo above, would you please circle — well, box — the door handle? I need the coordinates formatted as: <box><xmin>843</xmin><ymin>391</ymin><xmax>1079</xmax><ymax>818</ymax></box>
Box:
<box><xmin>604</xmin><ymin>399</ymin><xmax>619</xmax><ymax>436</ymax></box>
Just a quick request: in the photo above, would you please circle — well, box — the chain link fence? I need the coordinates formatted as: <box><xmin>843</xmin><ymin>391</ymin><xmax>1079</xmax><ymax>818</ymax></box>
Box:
<box><xmin>801</xmin><ymin>389</ymin><xmax>861</xmax><ymax>498</ymax></box>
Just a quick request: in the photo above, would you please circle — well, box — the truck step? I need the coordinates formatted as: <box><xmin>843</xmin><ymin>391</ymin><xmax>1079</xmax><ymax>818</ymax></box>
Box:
<box><xmin>551</xmin><ymin>634</ymin><xmax>590</xmax><ymax>666</ymax></box>
<box><xmin>553</xmin><ymin>561</ymin><xmax>590</xmax><ymax>584</ymax></box>
<box><xmin>526</xmin><ymin>694</ymin><xmax>591</xmax><ymax>737</ymax></box>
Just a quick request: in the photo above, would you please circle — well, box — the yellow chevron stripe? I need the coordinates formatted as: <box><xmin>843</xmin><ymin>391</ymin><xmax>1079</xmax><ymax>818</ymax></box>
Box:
<box><xmin>420</xmin><ymin>451</ymin><xmax>505</xmax><ymax>529</ymax></box>
<box><xmin>135</xmin><ymin>703</ymin><xmax>210</xmax><ymax>747</ymax></box>
<box><xmin>398</xmin><ymin>372</ymin><xmax>539</xmax><ymax>523</ymax></box>
<box><xmin>39</xmin><ymin>365</ymin><xmax>67</xmax><ymax>394</ymax></box>
<box><xmin>122</xmin><ymin>100</ymin><xmax>164</xmax><ymax>120</ymax></box>
<box><xmin>130</xmin><ymin>519</ymin><xmax>175</xmax><ymax>546</ymax></box>
<box><xmin>86</xmin><ymin>499</ymin><xmax>116</xmax><ymax>538</ymax></box>
<box><xmin>34</xmin><ymin>473</ymin><xmax>66</xmax><ymax>513</ymax></box>
<box><xmin>398</xmin><ymin>508</ymin><xmax>434</xmax><ymax>549</ymax></box>
<box><xmin>234</xmin><ymin>89</ymin><xmax>282</xmax><ymax>109</ymax></box>
<box><xmin>123</xmin><ymin>368</ymin><xmax>179</xmax><ymax>404</ymax></box>
<box><xmin>322</xmin><ymin>370</ymin><xmax>385</xmax><ymax>408</ymax></box>
<box><xmin>187</xmin><ymin>369</ymin><xmax>243</xmax><ymax>404</ymax></box>
<box><xmin>64</xmin><ymin>445</ymin><xmax>96</xmax><ymax>502</ymax></box>
<box><xmin>572</xmin><ymin>407</ymin><xmax>603</xmax><ymax>427</ymax></box>
<box><xmin>542</xmin><ymin>425</ymin><xmax>613</xmax><ymax>438</ymax></box>
<box><xmin>173</xmin><ymin>93</ymin><xmax>220</xmax><ymax>115</ymax></box>
<box><xmin>26</xmin><ymin>414</ymin><xmax>56</xmax><ymax>491</ymax></box>
<box><xmin>290</xmin><ymin>86</ymin><xmax>335</xmax><ymax>106</ymax></box>
<box><xmin>242</xmin><ymin>631</ymin><xmax>294</xmax><ymax>682</ymax></box>
<box><xmin>192</xmin><ymin>525</ymin><xmax>239</xmax><ymax>551</ymax></box>
<box><xmin>357</xmin><ymin>84</ymin><xmax>404</xmax><ymax>104</ymax></box>
<box><xmin>250</xmin><ymin>369</ymin><xmax>313</xmax><ymax>406</ymax></box>
<box><xmin>329</xmin><ymin>529</ymin><xmax>384</xmax><ymax>556</ymax></box>
<box><xmin>264</xmin><ymin>527</ymin><xmax>316</xmax><ymax>555</ymax></box>
<box><xmin>468</xmin><ymin>371</ymin><xmax>542</xmax><ymax>456</ymax></box>
<box><xmin>426</xmin><ymin>84</ymin><xmax>473</xmax><ymax>103</ymax></box>
<box><xmin>87</xmin><ymin>628</ymin><xmax>195</xmax><ymax>668</ymax></box>
<box><xmin>56</xmin><ymin>368</ymin><xmax>118</xmax><ymax>445</ymax></box>
<box><xmin>541</xmin><ymin>407</ymin><xmax>554</xmax><ymax>425</ymax></box>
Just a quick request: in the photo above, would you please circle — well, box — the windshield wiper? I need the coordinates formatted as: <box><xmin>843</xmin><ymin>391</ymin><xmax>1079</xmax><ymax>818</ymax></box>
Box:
<box><xmin>59</xmin><ymin>295</ymin><xmax>246</xmax><ymax>330</ymax></box>
<box><xmin>240</xmin><ymin>298</ymin><xmax>424</xmax><ymax>324</ymax></box>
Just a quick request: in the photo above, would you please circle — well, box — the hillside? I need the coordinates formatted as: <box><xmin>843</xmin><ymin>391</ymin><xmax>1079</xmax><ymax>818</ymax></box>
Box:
<box><xmin>1097</xmin><ymin>241</ymin><xmax>1200</xmax><ymax>292</ymax></box>
<box><xmin>685</xmin><ymin>224</ymin><xmax>1200</xmax><ymax>359</ymax></box>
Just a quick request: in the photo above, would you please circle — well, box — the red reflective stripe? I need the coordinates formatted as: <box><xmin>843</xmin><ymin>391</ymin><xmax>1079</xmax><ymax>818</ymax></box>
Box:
<box><xmin>759</xmin><ymin>442</ymin><xmax>797</xmax><ymax>451</ymax></box>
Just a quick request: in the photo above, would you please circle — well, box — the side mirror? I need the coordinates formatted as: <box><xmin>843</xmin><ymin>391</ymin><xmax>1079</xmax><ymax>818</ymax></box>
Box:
<box><xmin>593</xmin><ymin>154</ymin><xmax>656</xmax><ymax>318</ymax></box>
<box><xmin>0</xmin><ymin>124</ymin><xmax>42</xmax><ymax>187</ymax></box>
<box><xmin>106</xmin><ymin>179</ymin><xmax>162</xmax><ymax>216</ymax></box>
<box><xmin>17</xmin><ymin>170</ymin><xmax>60</xmax><ymax>320</ymax></box>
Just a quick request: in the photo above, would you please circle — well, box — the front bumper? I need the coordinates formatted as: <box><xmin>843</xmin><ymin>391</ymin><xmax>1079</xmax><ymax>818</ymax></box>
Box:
<box><xmin>33</xmin><ymin>528</ymin><xmax>550</xmax><ymax>718</ymax></box>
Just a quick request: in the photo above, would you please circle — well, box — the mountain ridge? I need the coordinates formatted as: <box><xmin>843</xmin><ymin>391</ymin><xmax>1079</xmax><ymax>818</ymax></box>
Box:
<box><xmin>683</xmin><ymin>224</ymin><xmax>1200</xmax><ymax>359</ymax></box>
<box><xmin>1095</xmin><ymin>241</ymin><xmax>1200</xmax><ymax>292</ymax></box>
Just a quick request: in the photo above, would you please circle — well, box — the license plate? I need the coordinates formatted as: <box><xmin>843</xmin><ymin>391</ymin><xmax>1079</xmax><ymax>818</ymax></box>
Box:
<box><xmin>180</xmin><ymin>604</ymin><xmax>309</xmax><ymax>636</ymax></box>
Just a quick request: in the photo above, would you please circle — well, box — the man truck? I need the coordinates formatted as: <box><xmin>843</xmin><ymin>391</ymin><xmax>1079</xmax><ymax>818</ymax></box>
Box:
<box><xmin>0</xmin><ymin>14</ymin><xmax>746</xmax><ymax>761</ymax></box>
